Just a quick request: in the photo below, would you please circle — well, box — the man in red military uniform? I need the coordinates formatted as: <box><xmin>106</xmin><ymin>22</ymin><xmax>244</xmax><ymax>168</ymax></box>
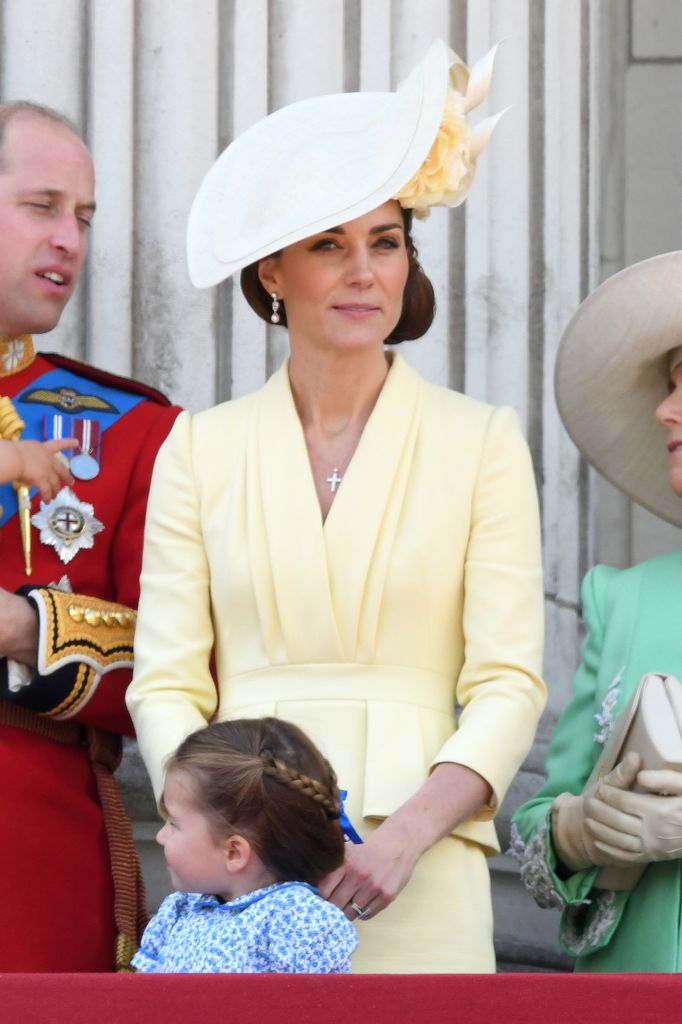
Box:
<box><xmin>0</xmin><ymin>101</ymin><xmax>180</xmax><ymax>971</ymax></box>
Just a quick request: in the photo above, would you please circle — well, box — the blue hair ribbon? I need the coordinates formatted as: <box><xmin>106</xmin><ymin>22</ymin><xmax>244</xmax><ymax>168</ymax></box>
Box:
<box><xmin>339</xmin><ymin>790</ymin><xmax>363</xmax><ymax>845</ymax></box>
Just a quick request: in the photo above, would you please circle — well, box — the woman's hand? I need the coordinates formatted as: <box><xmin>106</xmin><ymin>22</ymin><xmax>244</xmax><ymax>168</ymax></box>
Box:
<box><xmin>551</xmin><ymin>754</ymin><xmax>641</xmax><ymax>871</ymax></box>
<box><xmin>585</xmin><ymin>764</ymin><xmax>682</xmax><ymax>864</ymax></box>
<box><xmin>318</xmin><ymin>818</ymin><xmax>421</xmax><ymax>921</ymax></box>
<box><xmin>319</xmin><ymin>761</ymin><xmax>492</xmax><ymax>921</ymax></box>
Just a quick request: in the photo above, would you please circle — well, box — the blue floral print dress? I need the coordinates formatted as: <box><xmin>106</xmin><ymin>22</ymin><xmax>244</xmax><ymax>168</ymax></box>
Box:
<box><xmin>132</xmin><ymin>881</ymin><xmax>358</xmax><ymax>973</ymax></box>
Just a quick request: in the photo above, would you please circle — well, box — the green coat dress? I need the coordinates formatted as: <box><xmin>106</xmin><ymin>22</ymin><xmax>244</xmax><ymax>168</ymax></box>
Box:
<box><xmin>512</xmin><ymin>549</ymin><xmax>682</xmax><ymax>971</ymax></box>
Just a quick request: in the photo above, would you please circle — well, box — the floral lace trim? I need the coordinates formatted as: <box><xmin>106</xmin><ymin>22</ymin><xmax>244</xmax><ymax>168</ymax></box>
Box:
<box><xmin>561</xmin><ymin>889</ymin><xmax>618</xmax><ymax>956</ymax></box>
<box><xmin>593</xmin><ymin>667</ymin><xmax>624</xmax><ymax>745</ymax></box>
<box><xmin>508</xmin><ymin>821</ymin><xmax>526</xmax><ymax>862</ymax></box>
<box><xmin>508</xmin><ymin>821</ymin><xmax>566</xmax><ymax>910</ymax></box>
<box><xmin>511</xmin><ymin>824</ymin><xmax>620</xmax><ymax>957</ymax></box>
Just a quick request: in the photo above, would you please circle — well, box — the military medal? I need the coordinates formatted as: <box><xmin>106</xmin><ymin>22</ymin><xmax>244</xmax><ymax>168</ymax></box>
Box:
<box><xmin>31</xmin><ymin>487</ymin><xmax>104</xmax><ymax>565</ymax></box>
<box><xmin>70</xmin><ymin>419</ymin><xmax>101</xmax><ymax>480</ymax></box>
<box><xmin>44</xmin><ymin>413</ymin><xmax>101</xmax><ymax>480</ymax></box>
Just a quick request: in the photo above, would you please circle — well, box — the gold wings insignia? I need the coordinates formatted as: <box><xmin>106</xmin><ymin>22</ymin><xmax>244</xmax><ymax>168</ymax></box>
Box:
<box><xmin>73</xmin><ymin>394</ymin><xmax>118</xmax><ymax>412</ymax></box>
<box><xmin>20</xmin><ymin>388</ymin><xmax>62</xmax><ymax>405</ymax></box>
<box><xmin>19</xmin><ymin>387</ymin><xmax>118</xmax><ymax>413</ymax></box>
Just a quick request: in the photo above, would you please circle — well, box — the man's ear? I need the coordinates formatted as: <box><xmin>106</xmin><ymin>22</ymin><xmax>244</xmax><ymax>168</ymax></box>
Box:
<box><xmin>258</xmin><ymin>256</ymin><xmax>282</xmax><ymax>298</ymax></box>
<box><xmin>223</xmin><ymin>834</ymin><xmax>252</xmax><ymax>874</ymax></box>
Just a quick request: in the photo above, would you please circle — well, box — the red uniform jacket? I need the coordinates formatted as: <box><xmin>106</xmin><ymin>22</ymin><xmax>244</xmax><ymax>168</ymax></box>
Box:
<box><xmin>0</xmin><ymin>341</ymin><xmax>180</xmax><ymax>971</ymax></box>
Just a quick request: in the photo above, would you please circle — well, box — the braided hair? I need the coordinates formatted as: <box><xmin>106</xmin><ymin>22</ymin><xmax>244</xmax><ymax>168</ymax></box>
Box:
<box><xmin>166</xmin><ymin>717</ymin><xmax>344</xmax><ymax>886</ymax></box>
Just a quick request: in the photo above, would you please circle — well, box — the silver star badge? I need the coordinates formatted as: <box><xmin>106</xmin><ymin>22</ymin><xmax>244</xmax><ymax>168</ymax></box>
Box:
<box><xmin>31</xmin><ymin>487</ymin><xmax>104</xmax><ymax>564</ymax></box>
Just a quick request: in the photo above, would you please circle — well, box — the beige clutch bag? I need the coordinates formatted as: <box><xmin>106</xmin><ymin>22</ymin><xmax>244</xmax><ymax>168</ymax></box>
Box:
<box><xmin>585</xmin><ymin>672</ymin><xmax>682</xmax><ymax>891</ymax></box>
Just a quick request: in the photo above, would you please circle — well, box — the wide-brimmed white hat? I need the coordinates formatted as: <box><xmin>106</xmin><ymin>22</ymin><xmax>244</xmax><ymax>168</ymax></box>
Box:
<box><xmin>555</xmin><ymin>251</ymin><xmax>682</xmax><ymax>527</ymax></box>
<box><xmin>187</xmin><ymin>39</ymin><xmax>502</xmax><ymax>287</ymax></box>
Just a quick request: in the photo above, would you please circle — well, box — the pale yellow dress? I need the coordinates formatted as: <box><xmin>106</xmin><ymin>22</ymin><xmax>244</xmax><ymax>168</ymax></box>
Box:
<box><xmin>127</xmin><ymin>354</ymin><xmax>545</xmax><ymax>972</ymax></box>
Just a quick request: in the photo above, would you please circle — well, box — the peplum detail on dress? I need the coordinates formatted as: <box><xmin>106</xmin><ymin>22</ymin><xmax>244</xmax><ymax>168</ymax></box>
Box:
<box><xmin>218</xmin><ymin>661</ymin><xmax>499</xmax><ymax>854</ymax></box>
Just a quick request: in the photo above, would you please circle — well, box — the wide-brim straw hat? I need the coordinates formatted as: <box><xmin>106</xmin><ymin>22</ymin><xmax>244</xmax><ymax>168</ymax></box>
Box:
<box><xmin>187</xmin><ymin>39</ymin><xmax>502</xmax><ymax>288</ymax></box>
<box><xmin>555</xmin><ymin>250</ymin><xmax>682</xmax><ymax>528</ymax></box>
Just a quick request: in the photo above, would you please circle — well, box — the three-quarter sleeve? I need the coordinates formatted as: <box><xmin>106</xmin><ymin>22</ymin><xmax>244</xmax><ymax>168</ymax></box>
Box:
<box><xmin>430</xmin><ymin>405</ymin><xmax>546</xmax><ymax>814</ymax></box>
<box><xmin>126</xmin><ymin>412</ymin><xmax>217</xmax><ymax>801</ymax></box>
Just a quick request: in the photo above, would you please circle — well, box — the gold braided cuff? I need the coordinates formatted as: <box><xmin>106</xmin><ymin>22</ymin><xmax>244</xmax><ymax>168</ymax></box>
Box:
<box><xmin>31</xmin><ymin>587</ymin><xmax>136</xmax><ymax>679</ymax></box>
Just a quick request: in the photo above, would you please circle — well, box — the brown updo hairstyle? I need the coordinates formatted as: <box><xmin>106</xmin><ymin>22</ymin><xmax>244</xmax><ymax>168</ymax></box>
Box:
<box><xmin>165</xmin><ymin>717</ymin><xmax>344</xmax><ymax>887</ymax></box>
<box><xmin>240</xmin><ymin>208</ymin><xmax>435</xmax><ymax>344</ymax></box>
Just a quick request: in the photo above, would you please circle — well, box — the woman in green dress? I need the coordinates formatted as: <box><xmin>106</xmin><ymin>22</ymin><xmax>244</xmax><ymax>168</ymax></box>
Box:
<box><xmin>512</xmin><ymin>250</ymin><xmax>682</xmax><ymax>971</ymax></box>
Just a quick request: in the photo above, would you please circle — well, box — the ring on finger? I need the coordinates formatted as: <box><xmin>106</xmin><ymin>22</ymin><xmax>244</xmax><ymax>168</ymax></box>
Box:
<box><xmin>350</xmin><ymin>900</ymin><xmax>373</xmax><ymax>921</ymax></box>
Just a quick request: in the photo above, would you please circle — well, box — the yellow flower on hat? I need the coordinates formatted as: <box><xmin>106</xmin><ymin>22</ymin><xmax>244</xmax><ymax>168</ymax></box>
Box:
<box><xmin>395</xmin><ymin>91</ymin><xmax>472</xmax><ymax>219</ymax></box>
<box><xmin>395</xmin><ymin>44</ymin><xmax>504</xmax><ymax>220</ymax></box>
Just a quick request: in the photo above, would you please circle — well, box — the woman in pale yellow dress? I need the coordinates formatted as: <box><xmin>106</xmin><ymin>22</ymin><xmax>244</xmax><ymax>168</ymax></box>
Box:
<box><xmin>127</xmin><ymin>39</ymin><xmax>546</xmax><ymax>973</ymax></box>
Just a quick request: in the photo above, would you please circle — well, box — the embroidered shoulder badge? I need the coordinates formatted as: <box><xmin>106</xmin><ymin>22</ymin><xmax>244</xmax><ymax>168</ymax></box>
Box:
<box><xmin>0</xmin><ymin>335</ymin><xmax>34</xmax><ymax>375</ymax></box>
<box><xmin>19</xmin><ymin>386</ymin><xmax>119</xmax><ymax>414</ymax></box>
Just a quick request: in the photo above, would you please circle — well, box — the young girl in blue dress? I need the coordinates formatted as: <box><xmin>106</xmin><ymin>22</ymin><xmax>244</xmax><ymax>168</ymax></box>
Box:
<box><xmin>132</xmin><ymin>717</ymin><xmax>358</xmax><ymax>973</ymax></box>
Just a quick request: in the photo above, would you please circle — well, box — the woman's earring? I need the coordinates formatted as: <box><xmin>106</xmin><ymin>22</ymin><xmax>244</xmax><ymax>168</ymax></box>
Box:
<box><xmin>270</xmin><ymin>293</ymin><xmax>281</xmax><ymax>324</ymax></box>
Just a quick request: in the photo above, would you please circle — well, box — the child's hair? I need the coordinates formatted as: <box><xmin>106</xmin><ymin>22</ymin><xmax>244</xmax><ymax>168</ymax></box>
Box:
<box><xmin>165</xmin><ymin>717</ymin><xmax>345</xmax><ymax>887</ymax></box>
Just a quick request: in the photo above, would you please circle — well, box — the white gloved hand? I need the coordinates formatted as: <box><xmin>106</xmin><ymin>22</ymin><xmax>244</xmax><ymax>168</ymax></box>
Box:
<box><xmin>551</xmin><ymin>753</ymin><xmax>641</xmax><ymax>872</ymax></box>
<box><xmin>585</xmin><ymin>764</ymin><xmax>682</xmax><ymax>864</ymax></box>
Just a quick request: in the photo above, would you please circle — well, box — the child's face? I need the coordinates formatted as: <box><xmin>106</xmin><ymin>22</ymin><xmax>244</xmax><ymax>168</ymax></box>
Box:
<box><xmin>157</xmin><ymin>769</ymin><xmax>230</xmax><ymax>897</ymax></box>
